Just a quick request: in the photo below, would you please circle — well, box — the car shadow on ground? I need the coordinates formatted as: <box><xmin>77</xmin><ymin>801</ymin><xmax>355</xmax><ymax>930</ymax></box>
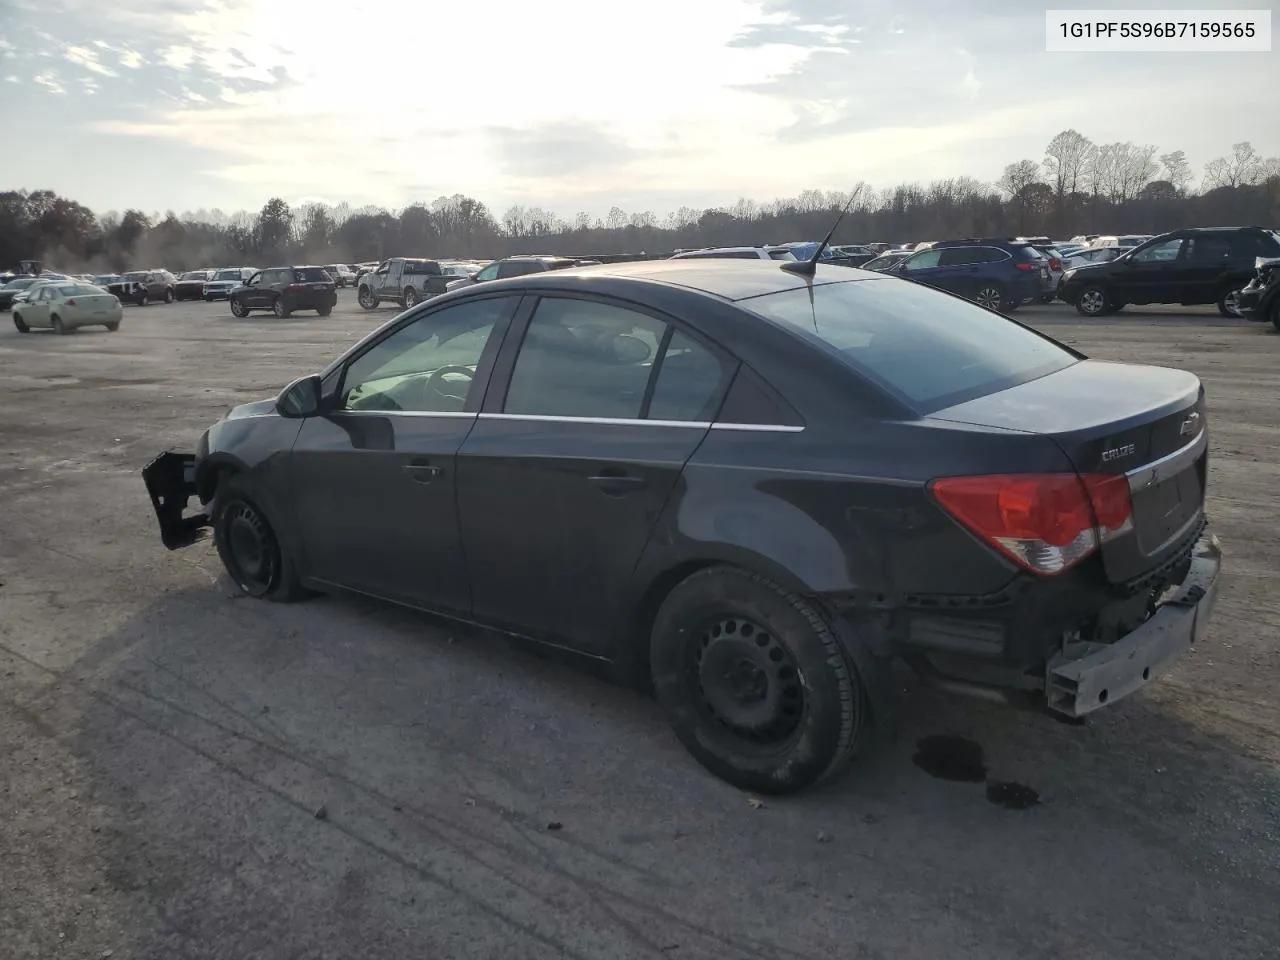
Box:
<box><xmin>60</xmin><ymin>580</ymin><xmax>1280</xmax><ymax>959</ymax></box>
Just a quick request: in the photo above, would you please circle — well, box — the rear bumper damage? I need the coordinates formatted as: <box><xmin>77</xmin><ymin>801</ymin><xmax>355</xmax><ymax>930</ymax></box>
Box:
<box><xmin>142</xmin><ymin>451</ymin><xmax>210</xmax><ymax>549</ymax></box>
<box><xmin>1044</xmin><ymin>533</ymin><xmax>1222</xmax><ymax>717</ymax></box>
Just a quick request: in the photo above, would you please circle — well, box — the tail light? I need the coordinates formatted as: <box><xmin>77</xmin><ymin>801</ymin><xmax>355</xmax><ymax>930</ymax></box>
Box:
<box><xmin>930</xmin><ymin>473</ymin><xmax>1134</xmax><ymax>575</ymax></box>
<box><xmin>286</xmin><ymin>283</ymin><xmax>307</xmax><ymax>291</ymax></box>
<box><xmin>1015</xmin><ymin>262</ymin><xmax>1037</xmax><ymax>272</ymax></box>
<box><xmin>1048</xmin><ymin>258</ymin><xmax>1062</xmax><ymax>271</ymax></box>
<box><xmin>66</xmin><ymin>298</ymin><xmax>76</xmax><ymax>306</ymax></box>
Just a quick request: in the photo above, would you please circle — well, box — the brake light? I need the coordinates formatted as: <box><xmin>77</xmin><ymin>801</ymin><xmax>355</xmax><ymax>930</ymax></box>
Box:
<box><xmin>66</xmin><ymin>298</ymin><xmax>76</xmax><ymax>306</ymax></box>
<box><xmin>1015</xmin><ymin>262</ymin><xmax>1037</xmax><ymax>272</ymax></box>
<box><xmin>286</xmin><ymin>283</ymin><xmax>307</xmax><ymax>291</ymax></box>
<box><xmin>930</xmin><ymin>473</ymin><xmax>1134</xmax><ymax>575</ymax></box>
<box><xmin>1048</xmin><ymin>258</ymin><xmax>1062</xmax><ymax>271</ymax></box>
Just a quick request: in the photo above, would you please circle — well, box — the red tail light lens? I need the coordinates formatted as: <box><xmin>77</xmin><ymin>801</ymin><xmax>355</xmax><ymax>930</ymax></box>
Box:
<box><xmin>66</xmin><ymin>298</ymin><xmax>76</xmax><ymax>305</ymax></box>
<box><xmin>1048</xmin><ymin>258</ymin><xmax>1062</xmax><ymax>271</ymax></box>
<box><xmin>1015</xmin><ymin>262</ymin><xmax>1036</xmax><ymax>271</ymax></box>
<box><xmin>930</xmin><ymin>473</ymin><xmax>1134</xmax><ymax>575</ymax></box>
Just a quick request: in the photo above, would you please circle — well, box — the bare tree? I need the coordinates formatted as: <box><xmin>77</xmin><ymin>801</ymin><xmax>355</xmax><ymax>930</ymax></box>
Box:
<box><xmin>998</xmin><ymin>159</ymin><xmax>1042</xmax><ymax>199</ymax></box>
<box><xmin>1159</xmin><ymin>150</ymin><xmax>1193</xmax><ymax>194</ymax></box>
<box><xmin>1118</xmin><ymin>143</ymin><xmax>1160</xmax><ymax>200</ymax></box>
<box><xmin>604</xmin><ymin>206</ymin><xmax>627</xmax><ymax>231</ymax></box>
<box><xmin>1203</xmin><ymin>141</ymin><xmax>1265</xmax><ymax>189</ymax></box>
<box><xmin>1043</xmin><ymin>129</ymin><xmax>1095</xmax><ymax>198</ymax></box>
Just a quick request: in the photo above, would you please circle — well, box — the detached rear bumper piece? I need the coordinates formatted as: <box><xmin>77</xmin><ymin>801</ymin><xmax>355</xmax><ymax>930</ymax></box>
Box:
<box><xmin>1046</xmin><ymin>534</ymin><xmax>1222</xmax><ymax>718</ymax></box>
<box><xmin>142</xmin><ymin>451</ymin><xmax>210</xmax><ymax>549</ymax></box>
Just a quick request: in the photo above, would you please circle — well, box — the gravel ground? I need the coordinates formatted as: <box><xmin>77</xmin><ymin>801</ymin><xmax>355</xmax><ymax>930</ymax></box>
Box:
<box><xmin>2</xmin><ymin>292</ymin><xmax>1277</xmax><ymax>960</ymax></box>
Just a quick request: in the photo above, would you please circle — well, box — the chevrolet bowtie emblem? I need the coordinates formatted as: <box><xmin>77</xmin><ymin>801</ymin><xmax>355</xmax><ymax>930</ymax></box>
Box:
<box><xmin>1180</xmin><ymin>412</ymin><xmax>1201</xmax><ymax>437</ymax></box>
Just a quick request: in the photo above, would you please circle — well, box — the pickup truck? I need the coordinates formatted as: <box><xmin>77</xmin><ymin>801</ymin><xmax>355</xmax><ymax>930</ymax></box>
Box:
<box><xmin>356</xmin><ymin>258</ymin><xmax>458</xmax><ymax>309</ymax></box>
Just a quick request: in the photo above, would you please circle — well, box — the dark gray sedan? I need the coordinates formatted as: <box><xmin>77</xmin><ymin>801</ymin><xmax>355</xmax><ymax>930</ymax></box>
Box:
<box><xmin>143</xmin><ymin>259</ymin><xmax>1222</xmax><ymax>794</ymax></box>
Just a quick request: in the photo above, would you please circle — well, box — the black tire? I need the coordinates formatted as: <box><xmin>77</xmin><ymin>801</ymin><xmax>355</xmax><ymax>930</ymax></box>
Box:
<box><xmin>1217</xmin><ymin>283</ymin><xmax>1245</xmax><ymax>318</ymax></box>
<box><xmin>358</xmin><ymin>286</ymin><xmax>378</xmax><ymax>310</ymax></box>
<box><xmin>13</xmin><ymin>313</ymin><xmax>28</xmax><ymax>333</ymax></box>
<box><xmin>403</xmin><ymin>286</ymin><xmax>418</xmax><ymax>308</ymax></box>
<box><xmin>136</xmin><ymin>291</ymin><xmax>149</xmax><ymax>306</ymax></box>
<box><xmin>650</xmin><ymin>566</ymin><xmax>867</xmax><ymax>795</ymax></box>
<box><xmin>317</xmin><ymin>306</ymin><xmax>332</xmax><ymax>317</ymax></box>
<box><xmin>105</xmin><ymin>321</ymin><xmax>120</xmax><ymax>332</ymax></box>
<box><xmin>1075</xmin><ymin>285</ymin><xmax>1110</xmax><ymax>317</ymax></box>
<box><xmin>204</xmin><ymin>295</ymin><xmax>214</xmax><ymax>302</ymax></box>
<box><xmin>52</xmin><ymin>315</ymin><xmax>69</xmax><ymax>335</ymax></box>
<box><xmin>211</xmin><ymin>473</ymin><xmax>310</xmax><ymax>602</ymax></box>
<box><xmin>272</xmin><ymin>297</ymin><xmax>290</xmax><ymax>319</ymax></box>
<box><xmin>972</xmin><ymin>283</ymin><xmax>1006</xmax><ymax>312</ymax></box>
<box><xmin>164</xmin><ymin>288</ymin><xmax>174</xmax><ymax>303</ymax></box>
<box><xmin>1039</xmin><ymin>293</ymin><xmax>1056</xmax><ymax>303</ymax></box>
<box><xmin>229</xmin><ymin>297</ymin><xmax>249</xmax><ymax>318</ymax></box>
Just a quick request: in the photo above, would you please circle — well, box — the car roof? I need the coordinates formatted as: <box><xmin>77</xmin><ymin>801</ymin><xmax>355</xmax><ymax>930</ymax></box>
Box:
<box><xmin>486</xmin><ymin>258</ymin><xmax>880</xmax><ymax>302</ymax></box>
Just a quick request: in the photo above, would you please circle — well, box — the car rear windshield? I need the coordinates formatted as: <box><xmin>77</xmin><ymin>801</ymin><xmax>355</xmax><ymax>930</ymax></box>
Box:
<box><xmin>66</xmin><ymin>284</ymin><xmax>105</xmax><ymax>296</ymax></box>
<box><xmin>739</xmin><ymin>277</ymin><xmax>1078</xmax><ymax>411</ymax></box>
<box><xmin>213</xmin><ymin>270</ymin><xmax>242</xmax><ymax>280</ymax></box>
<box><xmin>294</xmin><ymin>267</ymin><xmax>332</xmax><ymax>282</ymax></box>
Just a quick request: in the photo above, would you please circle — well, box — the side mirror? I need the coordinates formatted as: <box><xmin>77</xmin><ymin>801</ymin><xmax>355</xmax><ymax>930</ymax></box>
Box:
<box><xmin>276</xmin><ymin>374</ymin><xmax>322</xmax><ymax>418</ymax></box>
<box><xmin>468</xmin><ymin>272</ymin><xmax>479</xmax><ymax>281</ymax></box>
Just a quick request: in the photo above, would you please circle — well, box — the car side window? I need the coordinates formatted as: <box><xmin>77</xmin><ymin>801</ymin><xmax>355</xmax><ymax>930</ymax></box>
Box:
<box><xmin>1187</xmin><ymin>236</ymin><xmax>1232</xmax><ymax>262</ymax></box>
<box><xmin>938</xmin><ymin>248</ymin><xmax>979</xmax><ymax>266</ymax></box>
<box><xmin>340</xmin><ymin>297</ymin><xmax>513</xmax><ymax>413</ymax></box>
<box><xmin>475</xmin><ymin>263</ymin><xmax>499</xmax><ymax>282</ymax></box>
<box><xmin>647</xmin><ymin>330</ymin><xmax>724</xmax><ymax>422</ymax></box>
<box><xmin>902</xmin><ymin>250</ymin><xmax>943</xmax><ymax>270</ymax></box>
<box><xmin>503</xmin><ymin>298</ymin><xmax>667</xmax><ymax>419</ymax></box>
<box><xmin>1131</xmin><ymin>238</ymin><xmax>1184</xmax><ymax>263</ymax></box>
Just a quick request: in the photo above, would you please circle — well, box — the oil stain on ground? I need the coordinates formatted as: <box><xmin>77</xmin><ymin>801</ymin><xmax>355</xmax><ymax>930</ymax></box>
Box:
<box><xmin>913</xmin><ymin>735</ymin><xmax>1041</xmax><ymax>809</ymax></box>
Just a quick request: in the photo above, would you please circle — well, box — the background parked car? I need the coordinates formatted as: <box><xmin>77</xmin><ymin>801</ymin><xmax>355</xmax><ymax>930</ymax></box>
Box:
<box><xmin>861</xmin><ymin>251</ymin><xmax>914</xmax><ymax>272</ymax></box>
<box><xmin>1088</xmin><ymin>234</ymin><xmax>1153</xmax><ymax>249</ymax></box>
<box><xmin>175</xmin><ymin>270</ymin><xmax>215</xmax><ymax>301</ymax></box>
<box><xmin>325</xmin><ymin>264</ymin><xmax>356</xmax><ymax>287</ymax></box>
<box><xmin>1062</xmin><ymin>246</ymin><xmax>1125</xmax><ymax>269</ymax></box>
<box><xmin>892</xmin><ymin>238</ymin><xmax>1049</xmax><ymax>311</ymax></box>
<box><xmin>229</xmin><ymin>266</ymin><xmax>337</xmax><ymax>318</ymax></box>
<box><xmin>668</xmin><ymin>246</ymin><xmax>797</xmax><ymax>261</ymax></box>
<box><xmin>1059</xmin><ymin>226</ymin><xmax>1280</xmax><ymax>317</ymax></box>
<box><xmin>11</xmin><ymin>281</ymin><xmax>123</xmax><ymax>334</ymax></box>
<box><xmin>105</xmin><ymin>270</ymin><xmax>177</xmax><ymax>305</ymax></box>
<box><xmin>0</xmin><ymin>275</ymin><xmax>66</xmax><ymax>310</ymax></box>
<box><xmin>444</xmin><ymin>255</ymin><xmax>603</xmax><ymax>292</ymax></box>
<box><xmin>203</xmin><ymin>267</ymin><xmax>257</xmax><ymax>301</ymax></box>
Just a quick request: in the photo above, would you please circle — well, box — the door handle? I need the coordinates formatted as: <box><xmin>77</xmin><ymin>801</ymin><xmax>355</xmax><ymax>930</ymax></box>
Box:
<box><xmin>402</xmin><ymin>462</ymin><xmax>443</xmax><ymax>482</ymax></box>
<box><xmin>587</xmin><ymin>471</ymin><xmax>647</xmax><ymax>494</ymax></box>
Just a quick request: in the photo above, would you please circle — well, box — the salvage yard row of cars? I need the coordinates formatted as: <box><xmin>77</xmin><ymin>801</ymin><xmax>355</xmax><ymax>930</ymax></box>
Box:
<box><xmin>139</xmin><ymin>246</ymin><xmax>1225</xmax><ymax>795</ymax></box>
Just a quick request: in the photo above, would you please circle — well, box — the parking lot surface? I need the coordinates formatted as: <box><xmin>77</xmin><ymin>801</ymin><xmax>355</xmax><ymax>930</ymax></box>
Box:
<box><xmin>2</xmin><ymin>292</ymin><xmax>1278</xmax><ymax>959</ymax></box>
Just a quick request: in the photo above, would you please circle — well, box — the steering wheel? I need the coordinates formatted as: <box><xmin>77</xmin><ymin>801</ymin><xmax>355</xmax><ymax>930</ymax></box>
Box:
<box><xmin>423</xmin><ymin>364</ymin><xmax>475</xmax><ymax>405</ymax></box>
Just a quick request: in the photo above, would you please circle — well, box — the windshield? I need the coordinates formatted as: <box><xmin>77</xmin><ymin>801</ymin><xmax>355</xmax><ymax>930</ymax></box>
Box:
<box><xmin>213</xmin><ymin>269</ymin><xmax>243</xmax><ymax>281</ymax></box>
<box><xmin>739</xmin><ymin>277</ymin><xmax>1077</xmax><ymax>411</ymax></box>
<box><xmin>123</xmin><ymin>271</ymin><xmax>148</xmax><ymax>281</ymax></box>
<box><xmin>3</xmin><ymin>277</ymin><xmax>39</xmax><ymax>290</ymax></box>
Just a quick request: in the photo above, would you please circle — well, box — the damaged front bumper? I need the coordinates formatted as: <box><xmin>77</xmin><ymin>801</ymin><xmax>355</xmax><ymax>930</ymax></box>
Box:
<box><xmin>142</xmin><ymin>451</ymin><xmax>210</xmax><ymax>549</ymax></box>
<box><xmin>1045</xmin><ymin>534</ymin><xmax>1223</xmax><ymax>718</ymax></box>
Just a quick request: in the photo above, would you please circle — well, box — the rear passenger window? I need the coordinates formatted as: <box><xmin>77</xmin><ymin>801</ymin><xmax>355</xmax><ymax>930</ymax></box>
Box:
<box><xmin>971</xmin><ymin>247</ymin><xmax>1008</xmax><ymax>264</ymax></box>
<box><xmin>938</xmin><ymin>248</ymin><xmax>979</xmax><ymax>266</ymax></box>
<box><xmin>503</xmin><ymin>299</ymin><xmax>666</xmax><ymax>419</ymax></box>
<box><xmin>647</xmin><ymin>331</ymin><xmax>723</xmax><ymax>421</ymax></box>
<box><xmin>1188</xmin><ymin>236</ymin><xmax>1232</xmax><ymax>261</ymax></box>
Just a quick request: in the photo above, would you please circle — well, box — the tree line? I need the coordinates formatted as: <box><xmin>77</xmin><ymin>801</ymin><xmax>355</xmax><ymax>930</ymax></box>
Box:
<box><xmin>3</xmin><ymin>130</ymin><xmax>1278</xmax><ymax>274</ymax></box>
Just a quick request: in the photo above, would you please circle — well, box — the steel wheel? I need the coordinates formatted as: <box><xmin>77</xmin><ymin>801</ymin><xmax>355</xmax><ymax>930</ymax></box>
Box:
<box><xmin>1077</xmin><ymin>286</ymin><xmax>1107</xmax><ymax>316</ymax></box>
<box><xmin>220</xmin><ymin>500</ymin><xmax>279</xmax><ymax>596</ymax></box>
<box><xmin>974</xmin><ymin>286</ymin><xmax>1003</xmax><ymax>311</ymax></box>
<box><xmin>690</xmin><ymin>616</ymin><xmax>806</xmax><ymax>746</ymax></box>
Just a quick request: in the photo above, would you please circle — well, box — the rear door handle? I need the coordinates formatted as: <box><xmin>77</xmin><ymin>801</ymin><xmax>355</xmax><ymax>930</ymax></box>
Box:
<box><xmin>402</xmin><ymin>462</ymin><xmax>443</xmax><ymax>482</ymax></box>
<box><xmin>588</xmin><ymin>471</ymin><xmax>647</xmax><ymax>494</ymax></box>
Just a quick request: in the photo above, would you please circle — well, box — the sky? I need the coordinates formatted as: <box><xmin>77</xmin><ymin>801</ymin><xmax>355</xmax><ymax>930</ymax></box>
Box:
<box><xmin>0</xmin><ymin>0</ymin><xmax>1277</xmax><ymax>220</ymax></box>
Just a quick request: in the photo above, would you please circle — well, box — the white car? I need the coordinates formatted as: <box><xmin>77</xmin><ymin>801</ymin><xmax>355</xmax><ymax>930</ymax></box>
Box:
<box><xmin>12</xmin><ymin>280</ymin><xmax>123</xmax><ymax>334</ymax></box>
<box><xmin>1089</xmin><ymin>234</ymin><xmax>1152</xmax><ymax>249</ymax></box>
<box><xmin>669</xmin><ymin>246</ymin><xmax>796</xmax><ymax>261</ymax></box>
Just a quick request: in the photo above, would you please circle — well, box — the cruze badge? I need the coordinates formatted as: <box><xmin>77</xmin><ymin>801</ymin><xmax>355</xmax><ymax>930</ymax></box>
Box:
<box><xmin>1179</xmin><ymin>412</ymin><xmax>1201</xmax><ymax>437</ymax></box>
<box><xmin>1101</xmin><ymin>443</ymin><xmax>1136</xmax><ymax>464</ymax></box>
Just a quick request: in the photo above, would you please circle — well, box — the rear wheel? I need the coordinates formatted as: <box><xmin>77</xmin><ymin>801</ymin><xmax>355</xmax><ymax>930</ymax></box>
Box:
<box><xmin>164</xmin><ymin>288</ymin><xmax>175</xmax><ymax>303</ymax></box>
<box><xmin>650</xmin><ymin>566</ymin><xmax>867</xmax><ymax>795</ymax></box>
<box><xmin>317</xmin><ymin>306</ymin><xmax>332</xmax><ymax>317</ymax></box>
<box><xmin>1075</xmin><ymin>285</ymin><xmax>1110</xmax><ymax>317</ymax></box>
<box><xmin>105</xmin><ymin>321</ymin><xmax>120</xmax><ymax>332</ymax></box>
<box><xmin>229</xmin><ymin>297</ymin><xmax>248</xmax><ymax>318</ymax></box>
<box><xmin>403</xmin><ymin>286</ymin><xmax>419</xmax><ymax>308</ymax></box>
<box><xmin>972</xmin><ymin>284</ymin><xmax>1006</xmax><ymax>312</ymax></box>
<box><xmin>1217</xmin><ymin>284</ymin><xmax>1245</xmax><ymax>318</ymax></box>
<box><xmin>13</xmin><ymin>313</ymin><xmax>29</xmax><ymax>333</ymax></box>
<box><xmin>212</xmin><ymin>474</ymin><xmax>310</xmax><ymax>602</ymax></box>
<box><xmin>52</xmin><ymin>315</ymin><xmax>68</xmax><ymax>335</ymax></box>
<box><xmin>136</xmin><ymin>291</ymin><xmax>149</xmax><ymax>307</ymax></box>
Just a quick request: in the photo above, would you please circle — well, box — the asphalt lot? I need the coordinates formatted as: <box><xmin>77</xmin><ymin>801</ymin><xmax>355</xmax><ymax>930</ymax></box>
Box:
<box><xmin>2</xmin><ymin>290</ymin><xmax>1278</xmax><ymax>960</ymax></box>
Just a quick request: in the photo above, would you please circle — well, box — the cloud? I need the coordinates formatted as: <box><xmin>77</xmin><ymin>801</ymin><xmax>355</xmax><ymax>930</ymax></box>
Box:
<box><xmin>485</xmin><ymin>122</ymin><xmax>649</xmax><ymax>179</ymax></box>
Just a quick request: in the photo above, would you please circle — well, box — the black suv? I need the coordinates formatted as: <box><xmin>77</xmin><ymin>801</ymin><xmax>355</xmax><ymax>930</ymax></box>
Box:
<box><xmin>1058</xmin><ymin>226</ymin><xmax>1280</xmax><ymax>318</ymax></box>
<box><xmin>229</xmin><ymin>266</ymin><xmax>337</xmax><ymax>318</ymax></box>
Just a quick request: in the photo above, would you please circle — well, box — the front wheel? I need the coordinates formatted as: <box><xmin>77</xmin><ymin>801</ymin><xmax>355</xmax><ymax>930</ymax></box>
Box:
<box><xmin>229</xmin><ymin>297</ymin><xmax>249</xmax><ymax>318</ymax></box>
<box><xmin>211</xmin><ymin>474</ymin><xmax>310</xmax><ymax>602</ymax></box>
<box><xmin>972</xmin><ymin>284</ymin><xmax>1006</xmax><ymax>312</ymax></box>
<box><xmin>136</xmin><ymin>291</ymin><xmax>149</xmax><ymax>306</ymax></box>
<box><xmin>1217</xmin><ymin>284</ymin><xmax>1245</xmax><ymax>318</ymax></box>
<box><xmin>650</xmin><ymin>566</ymin><xmax>867</xmax><ymax>795</ymax></box>
<box><xmin>13</xmin><ymin>313</ymin><xmax>29</xmax><ymax>333</ymax></box>
<box><xmin>1075</xmin><ymin>285</ymin><xmax>1110</xmax><ymax>317</ymax></box>
<box><xmin>164</xmin><ymin>288</ymin><xmax>175</xmax><ymax>303</ymax></box>
<box><xmin>357</xmin><ymin>287</ymin><xmax>378</xmax><ymax>310</ymax></box>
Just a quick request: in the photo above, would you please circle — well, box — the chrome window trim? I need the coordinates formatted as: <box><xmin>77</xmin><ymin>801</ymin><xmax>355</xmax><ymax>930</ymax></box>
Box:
<box><xmin>326</xmin><ymin>410</ymin><xmax>804</xmax><ymax>431</ymax></box>
<box><xmin>1125</xmin><ymin>428</ymin><xmax>1207</xmax><ymax>493</ymax></box>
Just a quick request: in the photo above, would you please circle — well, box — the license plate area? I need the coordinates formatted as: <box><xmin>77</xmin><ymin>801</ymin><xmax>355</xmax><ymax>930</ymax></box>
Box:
<box><xmin>1132</xmin><ymin>462</ymin><xmax>1204</xmax><ymax>555</ymax></box>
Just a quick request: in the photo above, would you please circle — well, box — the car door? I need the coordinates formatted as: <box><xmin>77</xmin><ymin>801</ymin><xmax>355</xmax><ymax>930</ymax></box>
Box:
<box><xmin>455</xmin><ymin>294</ymin><xmax>734</xmax><ymax>654</ymax></box>
<box><xmin>21</xmin><ymin>286</ymin><xmax>52</xmax><ymax>327</ymax></box>
<box><xmin>894</xmin><ymin>248</ymin><xmax>946</xmax><ymax>290</ymax></box>
<box><xmin>1112</xmin><ymin>236</ymin><xmax>1186</xmax><ymax>303</ymax></box>
<box><xmin>1180</xmin><ymin>233</ymin><xmax>1234</xmax><ymax>303</ymax></box>
<box><xmin>932</xmin><ymin>246</ymin><xmax>982</xmax><ymax>295</ymax></box>
<box><xmin>286</xmin><ymin>294</ymin><xmax>521</xmax><ymax>613</ymax></box>
<box><xmin>240</xmin><ymin>271</ymin><xmax>264</xmax><ymax>307</ymax></box>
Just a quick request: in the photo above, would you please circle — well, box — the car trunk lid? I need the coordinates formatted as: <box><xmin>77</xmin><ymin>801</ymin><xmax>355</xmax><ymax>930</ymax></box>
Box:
<box><xmin>928</xmin><ymin>359</ymin><xmax>1206</xmax><ymax>583</ymax></box>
